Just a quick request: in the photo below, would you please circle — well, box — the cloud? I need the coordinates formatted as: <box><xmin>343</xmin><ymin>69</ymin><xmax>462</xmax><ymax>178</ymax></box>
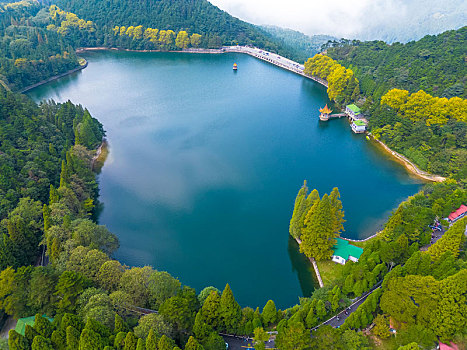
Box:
<box><xmin>208</xmin><ymin>0</ymin><xmax>467</xmax><ymax>41</ymax></box>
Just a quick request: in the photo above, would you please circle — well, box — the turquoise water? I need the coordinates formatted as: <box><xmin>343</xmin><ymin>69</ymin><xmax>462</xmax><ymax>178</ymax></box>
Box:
<box><xmin>28</xmin><ymin>51</ymin><xmax>422</xmax><ymax>308</ymax></box>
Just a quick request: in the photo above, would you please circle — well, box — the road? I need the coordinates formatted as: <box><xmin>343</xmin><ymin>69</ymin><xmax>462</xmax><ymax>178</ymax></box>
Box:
<box><xmin>223</xmin><ymin>334</ymin><xmax>275</xmax><ymax>350</ymax></box>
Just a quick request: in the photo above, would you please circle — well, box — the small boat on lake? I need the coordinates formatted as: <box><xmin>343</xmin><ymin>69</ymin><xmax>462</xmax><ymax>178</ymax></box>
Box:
<box><xmin>233</xmin><ymin>63</ymin><xmax>238</xmax><ymax>71</ymax></box>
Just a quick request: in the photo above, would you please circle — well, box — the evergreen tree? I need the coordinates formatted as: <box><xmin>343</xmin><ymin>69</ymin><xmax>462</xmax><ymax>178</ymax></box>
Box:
<box><xmin>66</xmin><ymin>326</ymin><xmax>80</xmax><ymax>350</ymax></box>
<box><xmin>124</xmin><ymin>332</ymin><xmax>138</xmax><ymax>350</ymax></box>
<box><xmin>200</xmin><ymin>291</ymin><xmax>221</xmax><ymax>330</ymax></box>
<box><xmin>289</xmin><ymin>181</ymin><xmax>309</xmax><ymax>240</ymax></box>
<box><xmin>184</xmin><ymin>336</ymin><xmax>204</xmax><ymax>350</ymax></box>
<box><xmin>329</xmin><ymin>187</ymin><xmax>345</xmax><ymax>235</ymax></box>
<box><xmin>300</xmin><ymin>194</ymin><xmax>337</xmax><ymax>260</ymax></box>
<box><xmin>8</xmin><ymin>330</ymin><xmax>29</xmax><ymax>350</ymax></box>
<box><xmin>145</xmin><ymin>329</ymin><xmax>158</xmax><ymax>350</ymax></box>
<box><xmin>218</xmin><ymin>284</ymin><xmax>241</xmax><ymax>333</ymax></box>
<box><xmin>261</xmin><ymin>300</ymin><xmax>277</xmax><ymax>326</ymax></box>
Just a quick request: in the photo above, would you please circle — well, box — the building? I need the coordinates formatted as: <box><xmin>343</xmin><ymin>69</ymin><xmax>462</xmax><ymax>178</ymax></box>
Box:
<box><xmin>351</xmin><ymin>119</ymin><xmax>366</xmax><ymax>133</ymax></box>
<box><xmin>447</xmin><ymin>204</ymin><xmax>467</xmax><ymax>224</ymax></box>
<box><xmin>15</xmin><ymin>315</ymin><xmax>54</xmax><ymax>336</ymax></box>
<box><xmin>345</xmin><ymin>104</ymin><xmax>361</xmax><ymax>120</ymax></box>
<box><xmin>331</xmin><ymin>238</ymin><xmax>364</xmax><ymax>265</ymax></box>
<box><xmin>319</xmin><ymin>104</ymin><xmax>332</xmax><ymax>121</ymax></box>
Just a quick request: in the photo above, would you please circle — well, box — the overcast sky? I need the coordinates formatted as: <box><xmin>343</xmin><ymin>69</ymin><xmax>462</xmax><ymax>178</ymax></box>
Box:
<box><xmin>208</xmin><ymin>0</ymin><xmax>467</xmax><ymax>40</ymax></box>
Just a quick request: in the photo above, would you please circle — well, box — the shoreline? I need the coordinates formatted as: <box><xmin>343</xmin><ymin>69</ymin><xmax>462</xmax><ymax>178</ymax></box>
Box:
<box><xmin>368</xmin><ymin>134</ymin><xmax>446</xmax><ymax>183</ymax></box>
<box><xmin>293</xmin><ymin>236</ymin><xmax>324</xmax><ymax>288</ymax></box>
<box><xmin>20</xmin><ymin>59</ymin><xmax>88</xmax><ymax>94</ymax></box>
<box><xmin>91</xmin><ymin>139</ymin><xmax>109</xmax><ymax>172</ymax></box>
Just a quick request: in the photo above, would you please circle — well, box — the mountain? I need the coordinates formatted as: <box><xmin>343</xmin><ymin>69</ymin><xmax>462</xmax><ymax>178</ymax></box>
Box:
<box><xmin>326</xmin><ymin>26</ymin><xmax>467</xmax><ymax>100</ymax></box>
<box><xmin>261</xmin><ymin>25</ymin><xmax>336</xmax><ymax>62</ymax></box>
<box><xmin>352</xmin><ymin>0</ymin><xmax>467</xmax><ymax>43</ymax></box>
<box><xmin>45</xmin><ymin>0</ymin><xmax>283</xmax><ymax>50</ymax></box>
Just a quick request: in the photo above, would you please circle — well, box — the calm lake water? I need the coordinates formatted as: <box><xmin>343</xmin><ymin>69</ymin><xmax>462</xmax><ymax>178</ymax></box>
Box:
<box><xmin>29</xmin><ymin>51</ymin><xmax>422</xmax><ymax>308</ymax></box>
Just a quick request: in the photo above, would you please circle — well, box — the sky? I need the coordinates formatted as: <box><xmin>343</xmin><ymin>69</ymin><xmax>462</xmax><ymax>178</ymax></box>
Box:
<box><xmin>208</xmin><ymin>0</ymin><xmax>467</xmax><ymax>41</ymax></box>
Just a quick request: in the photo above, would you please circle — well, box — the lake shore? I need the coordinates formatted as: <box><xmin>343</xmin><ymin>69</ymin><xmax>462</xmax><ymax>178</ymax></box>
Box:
<box><xmin>19</xmin><ymin>59</ymin><xmax>88</xmax><ymax>93</ymax></box>
<box><xmin>368</xmin><ymin>134</ymin><xmax>446</xmax><ymax>183</ymax></box>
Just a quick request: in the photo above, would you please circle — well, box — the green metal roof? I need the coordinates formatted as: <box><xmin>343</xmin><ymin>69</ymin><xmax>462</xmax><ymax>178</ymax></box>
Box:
<box><xmin>15</xmin><ymin>315</ymin><xmax>54</xmax><ymax>336</ymax></box>
<box><xmin>332</xmin><ymin>238</ymin><xmax>363</xmax><ymax>261</ymax></box>
<box><xmin>353</xmin><ymin>120</ymin><xmax>366</xmax><ymax>126</ymax></box>
<box><xmin>346</xmin><ymin>104</ymin><xmax>361</xmax><ymax>114</ymax></box>
<box><xmin>15</xmin><ymin>317</ymin><xmax>35</xmax><ymax>336</ymax></box>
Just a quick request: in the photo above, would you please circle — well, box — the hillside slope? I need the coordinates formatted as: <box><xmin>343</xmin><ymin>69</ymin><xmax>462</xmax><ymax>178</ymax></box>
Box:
<box><xmin>47</xmin><ymin>0</ymin><xmax>281</xmax><ymax>50</ymax></box>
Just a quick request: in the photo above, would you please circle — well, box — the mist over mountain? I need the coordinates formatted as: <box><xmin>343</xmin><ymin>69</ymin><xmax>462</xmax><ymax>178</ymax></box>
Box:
<box><xmin>209</xmin><ymin>0</ymin><xmax>466</xmax><ymax>44</ymax></box>
<box><xmin>353</xmin><ymin>0</ymin><xmax>467</xmax><ymax>43</ymax></box>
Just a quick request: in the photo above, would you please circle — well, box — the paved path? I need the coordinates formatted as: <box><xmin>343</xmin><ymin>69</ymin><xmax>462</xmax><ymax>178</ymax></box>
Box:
<box><xmin>420</xmin><ymin>225</ymin><xmax>445</xmax><ymax>251</ymax></box>
<box><xmin>311</xmin><ymin>280</ymin><xmax>383</xmax><ymax>331</ymax></box>
<box><xmin>222</xmin><ymin>335</ymin><xmax>275</xmax><ymax>350</ymax></box>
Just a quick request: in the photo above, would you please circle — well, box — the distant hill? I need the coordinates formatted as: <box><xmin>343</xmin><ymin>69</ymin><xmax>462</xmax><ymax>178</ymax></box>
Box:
<box><xmin>326</xmin><ymin>26</ymin><xmax>467</xmax><ymax>100</ymax></box>
<box><xmin>46</xmin><ymin>0</ymin><xmax>284</xmax><ymax>51</ymax></box>
<box><xmin>352</xmin><ymin>0</ymin><xmax>467</xmax><ymax>43</ymax></box>
<box><xmin>261</xmin><ymin>25</ymin><xmax>336</xmax><ymax>61</ymax></box>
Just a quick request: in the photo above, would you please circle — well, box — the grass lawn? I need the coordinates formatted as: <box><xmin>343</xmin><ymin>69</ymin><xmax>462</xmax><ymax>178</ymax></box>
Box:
<box><xmin>316</xmin><ymin>259</ymin><xmax>345</xmax><ymax>286</ymax></box>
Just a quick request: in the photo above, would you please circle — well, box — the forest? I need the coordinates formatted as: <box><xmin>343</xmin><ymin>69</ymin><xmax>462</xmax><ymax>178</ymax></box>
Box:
<box><xmin>0</xmin><ymin>0</ymin><xmax>466</xmax><ymax>348</ymax></box>
<box><xmin>302</xmin><ymin>27</ymin><xmax>467</xmax><ymax>179</ymax></box>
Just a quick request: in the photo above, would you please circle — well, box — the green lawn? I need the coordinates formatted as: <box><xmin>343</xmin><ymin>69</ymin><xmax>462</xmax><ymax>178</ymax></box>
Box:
<box><xmin>316</xmin><ymin>259</ymin><xmax>345</xmax><ymax>286</ymax></box>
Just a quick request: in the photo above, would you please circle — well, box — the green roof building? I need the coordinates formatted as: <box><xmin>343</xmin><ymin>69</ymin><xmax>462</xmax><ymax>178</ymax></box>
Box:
<box><xmin>331</xmin><ymin>238</ymin><xmax>364</xmax><ymax>265</ymax></box>
<box><xmin>345</xmin><ymin>104</ymin><xmax>361</xmax><ymax>120</ymax></box>
<box><xmin>15</xmin><ymin>315</ymin><xmax>54</xmax><ymax>336</ymax></box>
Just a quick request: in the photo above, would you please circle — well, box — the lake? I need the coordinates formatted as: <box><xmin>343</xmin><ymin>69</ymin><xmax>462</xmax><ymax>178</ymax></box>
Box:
<box><xmin>28</xmin><ymin>50</ymin><xmax>422</xmax><ymax>309</ymax></box>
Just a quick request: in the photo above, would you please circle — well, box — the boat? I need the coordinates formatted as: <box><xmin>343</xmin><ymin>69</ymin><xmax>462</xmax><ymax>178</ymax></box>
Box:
<box><xmin>233</xmin><ymin>63</ymin><xmax>237</xmax><ymax>71</ymax></box>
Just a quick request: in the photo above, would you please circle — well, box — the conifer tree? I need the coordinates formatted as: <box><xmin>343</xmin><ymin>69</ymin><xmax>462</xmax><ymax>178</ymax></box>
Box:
<box><xmin>329</xmin><ymin>187</ymin><xmax>345</xmax><ymax>235</ymax></box>
<box><xmin>66</xmin><ymin>326</ymin><xmax>80</xmax><ymax>350</ymax></box>
<box><xmin>124</xmin><ymin>332</ymin><xmax>138</xmax><ymax>350</ymax></box>
<box><xmin>184</xmin><ymin>336</ymin><xmax>204</xmax><ymax>350</ymax></box>
<box><xmin>261</xmin><ymin>300</ymin><xmax>277</xmax><ymax>326</ymax></box>
<box><xmin>289</xmin><ymin>181</ymin><xmax>308</xmax><ymax>240</ymax></box>
<box><xmin>300</xmin><ymin>194</ymin><xmax>337</xmax><ymax>260</ymax></box>
<box><xmin>218</xmin><ymin>284</ymin><xmax>241</xmax><ymax>333</ymax></box>
<box><xmin>158</xmin><ymin>335</ymin><xmax>175</xmax><ymax>350</ymax></box>
<box><xmin>145</xmin><ymin>329</ymin><xmax>158</xmax><ymax>350</ymax></box>
<box><xmin>200</xmin><ymin>291</ymin><xmax>221</xmax><ymax>330</ymax></box>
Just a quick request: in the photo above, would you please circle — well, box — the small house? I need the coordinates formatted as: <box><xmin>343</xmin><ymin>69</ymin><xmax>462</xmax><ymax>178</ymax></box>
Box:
<box><xmin>447</xmin><ymin>204</ymin><xmax>467</xmax><ymax>224</ymax></box>
<box><xmin>351</xmin><ymin>119</ymin><xmax>366</xmax><ymax>133</ymax></box>
<box><xmin>331</xmin><ymin>238</ymin><xmax>363</xmax><ymax>265</ymax></box>
<box><xmin>345</xmin><ymin>104</ymin><xmax>361</xmax><ymax>120</ymax></box>
<box><xmin>15</xmin><ymin>315</ymin><xmax>54</xmax><ymax>336</ymax></box>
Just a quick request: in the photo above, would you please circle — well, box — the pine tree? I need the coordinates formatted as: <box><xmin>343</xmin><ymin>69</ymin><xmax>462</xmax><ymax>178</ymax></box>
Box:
<box><xmin>289</xmin><ymin>181</ymin><xmax>308</xmax><ymax>240</ymax></box>
<box><xmin>184</xmin><ymin>336</ymin><xmax>204</xmax><ymax>350</ymax></box>
<box><xmin>200</xmin><ymin>290</ymin><xmax>221</xmax><ymax>330</ymax></box>
<box><xmin>66</xmin><ymin>326</ymin><xmax>80</xmax><ymax>350</ymax></box>
<box><xmin>124</xmin><ymin>332</ymin><xmax>138</xmax><ymax>350</ymax></box>
<box><xmin>300</xmin><ymin>194</ymin><xmax>336</xmax><ymax>260</ymax></box>
<box><xmin>329</xmin><ymin>187</ymin><xmax>345</xmax><ymax>235</ymax></box>
<box><xmin>261</xmin><ymin>300</ymin><xmax>277</xmax><ymax>326</ymax></box>
<box><xmin>145</xmin><ymin>329</ymin><xmax>158</xmax><ymax>350</ymax></box>
<box><xmin>218</xmin><ymin>284</ymin><xmax>241</xmax><ymax>333</ymax></box>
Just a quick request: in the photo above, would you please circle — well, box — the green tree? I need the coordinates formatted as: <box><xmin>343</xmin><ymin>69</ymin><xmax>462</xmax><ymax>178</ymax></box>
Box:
<box><xmin>8</xmin><ymin>330</ymin><xmax>29</xmax><ymax>350</ymax></box>
<box><xmin>158</xmin><ymin>335</ymin><xmax>175</xmax><ymax>350</ymax></box>
<box><xmin>79</xmin><ymin>328</ymin><xmax>103</xmax><ymax>350</ymax></box>
<box><xmin>148</xmin><ymin>270</ymin><xmax>181</xmax><ymax>309</ymax></box>
<box><xmin>200</xmin><ymin>291</ymin><xmax>221</xmax><ymax>329</ymax></box>
<box><xmin>31</xmin><ymin>335</ymin><xmax>54</xmax><ymax>350</ymax></box>
<box><xmin>275</xmin><ymin>320</ymin><xmax>309</xmax><ymax>350</ymax></box>
<box><xmin>300</xmin><ymin>194</ymin><xmax>337</xmax><ymax>260</ymax></box>
<box><xmin>184</xmin><ymin>336</ymin><xmax>204</xmax><ymax>350</ymax></box>
<box><xmin>372</xmin><ymin>315</ymin><xmax>390</xmax><ymax>339</ymax></box>
<box><xmin>134</xmin><ymin>313</ymin><xmax>173</xmax><ymax>339</ymax></box>
<box><xmin>145</xmin><ymin>329</ymin><xmax>158</xmax><ymax>350</ymax></box>
<box><xmin>261</xmin><ymin>300</ymin><xmax>277</xmax><ymax>326</ymax></box>
<box><xmin>66</xmin><ymin>326</ymin><xmax>80</xmax><ymax>350</ymax></box>
<box><xmin>124</xmin><ymin>332</ymin><xmax>138</xmax><ymax>350</ymax></box>
<box><xmin>55</xmin><ymin>270</ymin><xmax>90</xmax><ymax>313</ymax></box>
<box><xmin>97</xmin><ymin>260</ymin><xmax>124</xmax><ymax>292</ymax></box>
<box><xmin>218</xmin><ymin>284</ymin><xmax>241</xmax><ymax>333</ymax></box>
